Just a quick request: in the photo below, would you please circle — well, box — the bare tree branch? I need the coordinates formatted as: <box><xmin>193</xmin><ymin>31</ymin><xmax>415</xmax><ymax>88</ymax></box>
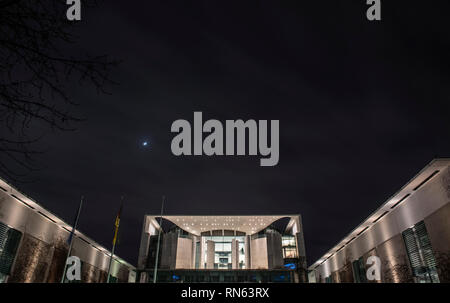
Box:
<box><xmin>0</xmin><ymin>0</ymin><xmax>119</xmax><ymax>182</ymax></box>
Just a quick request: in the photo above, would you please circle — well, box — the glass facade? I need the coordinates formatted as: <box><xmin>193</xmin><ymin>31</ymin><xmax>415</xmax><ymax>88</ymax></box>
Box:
<box><xmin>402</xmin><ymin>221</ymin><xmax>439</xmax><ymax>283</ymax></box>
<box><xmin>202</xmin><ymin>235</ymin><xmax>246</xmax><ymax>269</ymax></box>
<box><xmin>352</xmin><ymin>257</ymin><xmax>367</xmax><ymax>283</ymax></box>
<box><xmin>0</xmin><ymin>221</ymin><xmax>22</xmax><ymax>283</ymax></box>
<box><xmin>141</xmin><ymin>217</ymin><xmax>307</xmax><ymax>283</ymax></box>
<box><xmin>282</xmin><ymin>235</ymin><xmax>298</xmax><ymax>258</ymax></box>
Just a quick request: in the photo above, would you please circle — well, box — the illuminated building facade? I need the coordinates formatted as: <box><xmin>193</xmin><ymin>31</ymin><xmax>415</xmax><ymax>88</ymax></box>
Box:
<box><xmin>309</xmin><ymin>159</ymin><xmax>450</xmax><ymax>283</ymax></box>
<box><xmin>0</xmin><ymin>178</ymin><xmax>135</xmax><ymax>283</ymax></box>
<box><xmin>137</xmin><ymin>214</ymin><xmax>307</xmax><ymax>282</ymax></box>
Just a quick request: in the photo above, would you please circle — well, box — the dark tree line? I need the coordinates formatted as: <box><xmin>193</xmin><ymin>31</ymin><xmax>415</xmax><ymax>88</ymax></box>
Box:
<box><xmin>0</xmin><ymin>0</ymin><xmax>118</xmax><ymax>181</ymax></box>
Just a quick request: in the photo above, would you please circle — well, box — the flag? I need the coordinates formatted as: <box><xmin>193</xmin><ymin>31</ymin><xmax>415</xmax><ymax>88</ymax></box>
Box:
<box><xmin>112</xmin><ymin>202</ymin><xmax>123</xmax><ymax>245</ymax></box>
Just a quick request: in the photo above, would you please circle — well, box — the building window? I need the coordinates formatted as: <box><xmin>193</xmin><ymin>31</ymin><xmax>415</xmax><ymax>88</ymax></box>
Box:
<box><xmin>282</xmin><ymin>235</ymin><xmax>298</xmax><ymax>258</ymax></box>
<box><xmin>402</xmin><ymin>221</ymin><xmax>439</xmax><ymax>283</ymax></box>
<box><xmin>0</xmin><ymin>221</ymin><xmax>22</xmax><ymax>283</ymax></box>
<box><xmin>195</xmin><ymin>241</ymin><xmax>200</xmax><ymax>269</ymax></box>
<box><xmin>108</xmin><ymin>274</ymin><xmax>118</xmax><ymax>283</ymax></box>
<box><xmin>203</xmin><ymin>235</ymin><xmax>245</xmax><ymax>269</ymax></box>
<box><xmin>352</xmin><ymin>257</ymin><xmax>367</xmax><ymax>283</ymax></box>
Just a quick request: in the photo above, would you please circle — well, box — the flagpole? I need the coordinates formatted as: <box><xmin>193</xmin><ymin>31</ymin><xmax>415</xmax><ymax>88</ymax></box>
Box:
<box><xmin>153</xmin><ymin>195</ymin><xmax>165</xmax><ymax>283</ymax></box>
<box><xmin>61</xmin><ymin>196</ymin><xmax>84</xmax><ymax>283</ymax></box>
<box><xmin>106</xmin><ymin>243</ymin><xmax>116</xmax><ymax>283</ymax></box>
<box><xmin>107</xmin><ymin>196</ymin><xmax>124</xmax><ymax>283</ymax></box>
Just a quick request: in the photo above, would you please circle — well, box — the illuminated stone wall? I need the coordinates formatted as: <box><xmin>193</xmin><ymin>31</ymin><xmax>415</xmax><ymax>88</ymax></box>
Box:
<box><xmin>311</xmin><ymin>161</ymin><xmax>450</xmax><ymax>283</ymax></box>
<box><xmin>0</xmin><ymin>179</ymin><xmax>135</xmax><ymax>283</ymax></box>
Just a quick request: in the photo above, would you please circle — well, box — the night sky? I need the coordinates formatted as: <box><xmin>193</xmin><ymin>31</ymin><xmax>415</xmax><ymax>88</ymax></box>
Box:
<box><xmin>3</xmin><ymin>1</ymin><xmax>450</xmax><ymax>266</ymax></box>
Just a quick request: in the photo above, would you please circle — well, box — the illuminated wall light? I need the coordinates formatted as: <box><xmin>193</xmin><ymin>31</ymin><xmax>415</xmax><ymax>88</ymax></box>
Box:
<box><xmin>413</xmin><ymin>170</ymin><xmax>439</xmax><ymax>191</ymax></box>
<box><xmin>390</xmin><ymin>193</ymin><xmax>410</xmax><ymax>209</ymax></box>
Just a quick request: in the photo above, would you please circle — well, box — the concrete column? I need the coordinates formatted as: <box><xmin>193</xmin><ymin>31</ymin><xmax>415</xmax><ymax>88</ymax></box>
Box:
<box><xmin>160</xmin><ymin>232</ymin><xmax>177</xmax><ymax>269</ymax></box>
<box><xmin>175</xmin><ymin>237</ymin><xmax>193</xmax><ymax>269</ymax></box>
<box><xmin>250</xmin><ymin>237</ymin><xmax>268</xmax><ymax>269</ymax></box>
<box><xmin>231</xmin><ymin>239</ymin><xmax>239</xmax><ymax>269</ymax></box>
<box><xmin>191</xmin><ymin>236</ymin><xmax>197</xmax><ymax>269</ymax></box>
<box><xmin>206</xmin><ymin>240</ymin><xmax>215</xmax><ymax>269</ymax></box>
<box><xmin>295</xmin><ymin>232</ymin><xmax>307</xmax><ymax>269</ymax></box>
<box><xmin>266</xmin><ymin>232</ymin><xmax>283</xmax><ymax>269</ymax></box>
<box><xmin>246</xmin><ymin>235</ymin><xmax>251</xmax><ymax>269</ymax></box>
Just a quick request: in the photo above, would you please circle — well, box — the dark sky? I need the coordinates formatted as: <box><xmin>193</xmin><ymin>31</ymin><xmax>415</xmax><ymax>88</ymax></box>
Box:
<box><xmin>4</xmin><ymin>1</ymin><xmax>450</xmax><ymax>266</ymax></box>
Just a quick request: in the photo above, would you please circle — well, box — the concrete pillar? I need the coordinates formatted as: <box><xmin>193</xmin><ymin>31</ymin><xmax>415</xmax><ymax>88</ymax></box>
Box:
<box><xmin>206</xmin><ymin>240</ymin><xmax>215</xmax><ymax>269</ymax></box>
<box><xmin>231</xmin><ymin>239</ymin><xmax>239</xmax><ymax>269</ymax></box>
<box><xmin>191</xmin><ymin>236</ymin><xmax>197</xmax><ymax>269</ymax></box>
<box><xmin>246</xmin><ymin>235</ymin><xmax>251</xmax><ymax>269</ymax></box>
<box><xmin>160</xmin><ymin>232</ymin><xmax>177</xmax><ymax>269</ymax></box>
<box><xmin>267</xmin><ymin>232</ymin><xmax>283</xmax><ymax>269</ymax></box>
<box><xmin>175</xmin><ymin>237</ymin><xmax>193</xmax><ymax>269</ymax></box>
<box><xmin>250</xmin><ymin>237</ymin><xmax>269</xmax><ymax>269</ymax></box>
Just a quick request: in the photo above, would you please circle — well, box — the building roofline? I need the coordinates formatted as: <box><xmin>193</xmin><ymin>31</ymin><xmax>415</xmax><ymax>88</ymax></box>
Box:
<box><xmin>0</xmin><ymin>177</ymin><xmax>135</xmax><ymax>269</ymax></box>
<box><xmin>308</xmin><ymin>158</ymin><xmax>450</xmax><ymax>270</ymax></box>
<box><xmin>143</xmin><ymin>214</ymin><xmax>301</xmax><ymax>217</ymax></box>
<box><xmin>143</xmin><ymin>214</ymin><xmax>301</xmax><ymax>236</ymax></box>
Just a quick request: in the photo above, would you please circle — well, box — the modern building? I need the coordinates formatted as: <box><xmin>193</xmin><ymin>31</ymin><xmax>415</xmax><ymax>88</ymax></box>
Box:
<box><xmin>309</xmin><ymin>158</ymin><xmax>450</xmax><ymax>283</ymax></box>
<box><xmin>0</xmin><ymin>177</ymin><xmax>135</xmax><ymax>283</ymax></box>
<box><xmin>137</xmin><ymin>214</ymin><xmax>307</xmax><ymax>282</ymax></box>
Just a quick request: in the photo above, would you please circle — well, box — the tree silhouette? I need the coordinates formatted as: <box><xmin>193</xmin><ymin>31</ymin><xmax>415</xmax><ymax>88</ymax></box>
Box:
<box><xmin>0</xmin><ymin>0</ymin><xmax>119</xmax><ymax>181</ymax></box>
